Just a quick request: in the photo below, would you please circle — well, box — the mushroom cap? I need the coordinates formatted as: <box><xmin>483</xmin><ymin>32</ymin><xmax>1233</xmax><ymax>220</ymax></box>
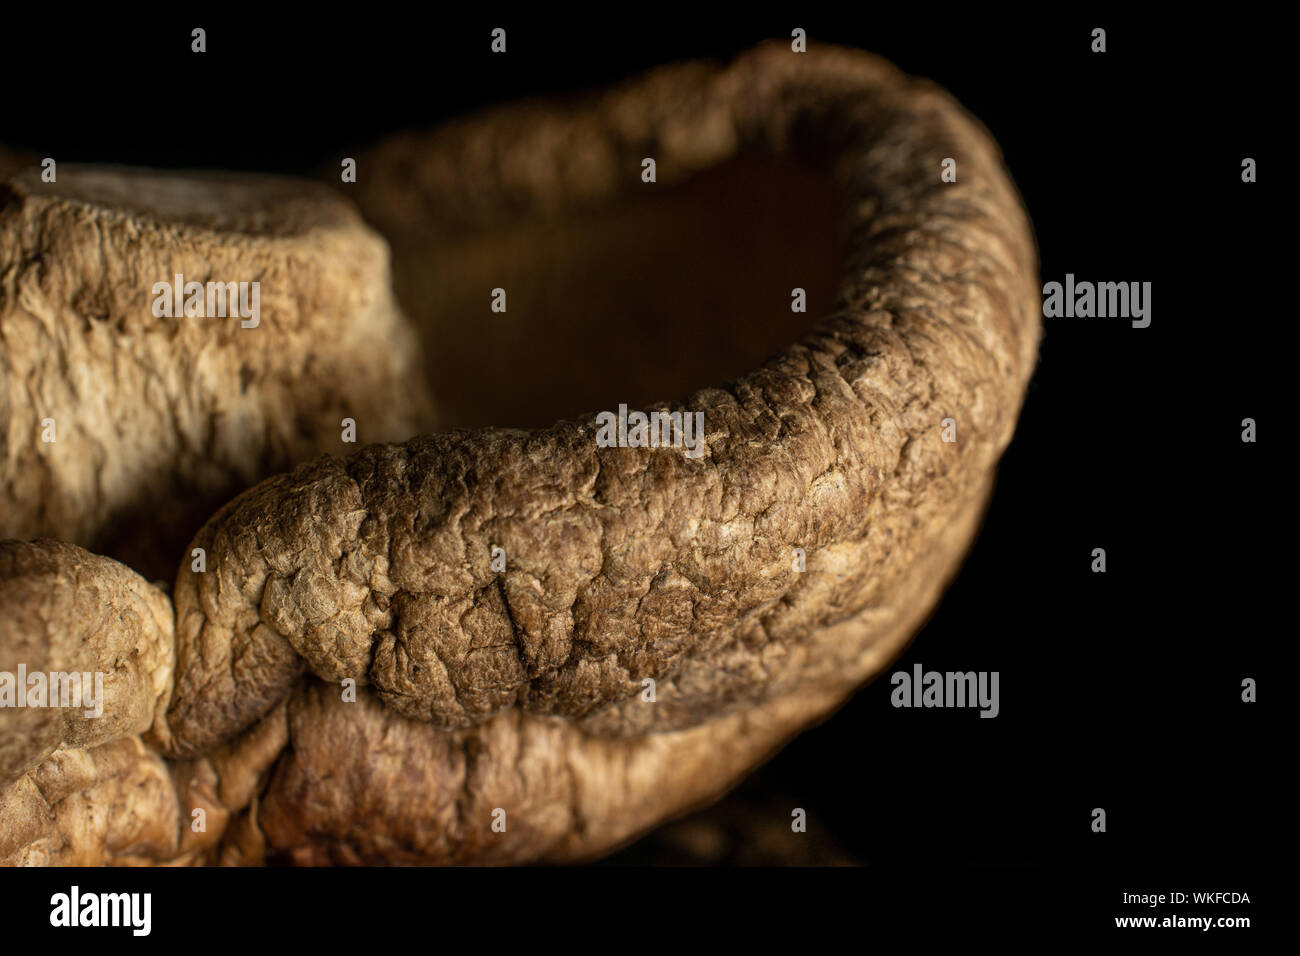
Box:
<box><xmin>2</xmin><ymin>42</ymin><xmax>1039</xmax><ymax>866</ymax></box>
<box><xmin>156</xmin><ymin>43</ymin><xmax>1039</xmax><ymax>863</ymax></box>
<box><xmin>0</xmin><ymin>165</ymin><xmax>433</xmax><ymax>579</ymax></box>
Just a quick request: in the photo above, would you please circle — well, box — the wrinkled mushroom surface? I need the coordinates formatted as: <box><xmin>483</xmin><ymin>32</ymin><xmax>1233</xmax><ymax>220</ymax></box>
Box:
<box><xmin>0</xmin><ymin>540</ymin><xmax>173</xmax><ymax>790</ymax></box>
<box><xmin>1</xmin><ymin>42</ymin><xmax>1039</xmax><ymax>865</ymax></box>
<box><xmin>0</xmin><ymin>167</ymin><xmax>433</xmax><ymax>578</ymax></box>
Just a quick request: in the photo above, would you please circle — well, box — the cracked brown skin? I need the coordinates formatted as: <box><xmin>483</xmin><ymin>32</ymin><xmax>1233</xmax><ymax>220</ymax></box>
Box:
<box><xmin>0</xmin><ymin>720</ymin><xmax>287</xmax><ymax>866</ymax></box>
<box><xmin>0</xmin><ymin>166</ymin><xmax>434</xmax><ymax>579</ymax></box>
<box><xmin>0</xmin><ymin>737</ymin><xmax>186</xmax><ymax>866</ymax></box>
<box><xmin>0</xmin><ymin>540</ymin><xmax>173</xmax><ymax>790</ymax></box>
<box><xmin>159</xmin><ymin>42</ymin><xmax>1039</xmax><ymax>764</ymax></box>
<box><xmin>2</xmin><ymin>42</ymin><xmax>1039</xmax><ymax>865</ymax></box>
<box><xmin>247</xmin><ymin>479</ymin><xmax>990</xmax><ymax>864</ymax></box>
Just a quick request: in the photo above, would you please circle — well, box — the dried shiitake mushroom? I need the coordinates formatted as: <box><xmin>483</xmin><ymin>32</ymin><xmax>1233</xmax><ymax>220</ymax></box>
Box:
<box><xmin>0</xmin><ymin>540</ymin><xmax>172</xmax><ymax>790</ymax></box>
<box><xmin>0</xmin><ymin>167</ymin><xmax>433</xmax><ymax>579</ymax></box>
<box><xmin>0</xmin><ymin>41</ymin><xmax>1038</xmax><ymax>865</ymax></box>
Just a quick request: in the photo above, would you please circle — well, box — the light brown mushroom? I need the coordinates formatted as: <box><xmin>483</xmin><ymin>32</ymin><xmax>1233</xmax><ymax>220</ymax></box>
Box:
<box><xmin>0</xmin><ymin>166</ymin><xmax>433</xmax><ymax>579</ymax></box>
<box><xmin>1</xmin><ymin>41</ymin><xmax>1039</xmax><ymax>865</ymax></box>
<box><xmin>0</xmin><ymin>540</ymin><xmax>173</xmax><ymax>790</ymax></box>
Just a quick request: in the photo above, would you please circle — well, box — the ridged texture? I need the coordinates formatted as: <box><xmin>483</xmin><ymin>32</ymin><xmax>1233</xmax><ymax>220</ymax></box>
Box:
<box><xmin>0</xmin><ymin>166</ymin><xmax>433</xmax><ymax>578</ymax></box>
<box><xmin>0</xmin><ymin>540</ymin><xmax>173</xmax><ymax>789</ymax></box>
<box><xmin>2</xmin><ymin>42</ymin><xmax>1039</xmax><ymax>865</ymax></box>
<box><xmin>160</xmin><ymin>42</ymin><xmax>1039</xmax><ymax>763</ymax></box>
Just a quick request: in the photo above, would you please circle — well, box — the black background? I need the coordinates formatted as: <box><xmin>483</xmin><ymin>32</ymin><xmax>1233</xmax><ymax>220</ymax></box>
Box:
<box><xmin>1</xmin><ymin>4</ymin><xmax>1280</xmax><ymax>935</ymax></box>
